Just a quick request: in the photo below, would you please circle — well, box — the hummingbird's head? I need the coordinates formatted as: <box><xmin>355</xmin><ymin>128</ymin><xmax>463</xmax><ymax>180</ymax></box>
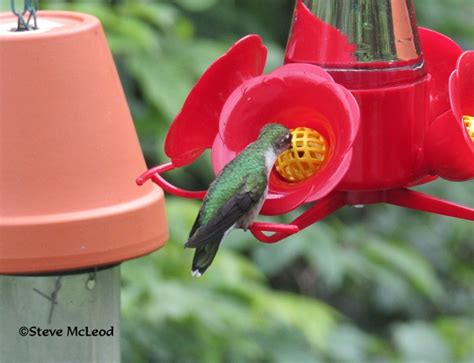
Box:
<box><xmin>258</xmin><ymin>123</ymin><xmax>292</xmax><ymax>155</ymax></box>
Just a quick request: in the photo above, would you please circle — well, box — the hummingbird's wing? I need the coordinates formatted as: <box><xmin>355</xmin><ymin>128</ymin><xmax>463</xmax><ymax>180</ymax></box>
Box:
<box><xmin>187</xmin><ymin>185</ymin><xmax>264</xmax><ymax>276</ymax></box>
<box><xmin>185</xmin><ymin>172</ymin><xmax>267</xmax><ymax>275</ymax></box>
<box><xmin>185</xmin><ymin>188</ymin><xmax>259</xmax><ymax>248</ymax></box>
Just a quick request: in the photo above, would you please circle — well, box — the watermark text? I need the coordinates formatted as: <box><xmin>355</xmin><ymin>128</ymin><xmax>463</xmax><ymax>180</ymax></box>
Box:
<box><xmin>18</xmin><ymin>326</ymin><xmax>114</xmax><ymax>337</ymax></box>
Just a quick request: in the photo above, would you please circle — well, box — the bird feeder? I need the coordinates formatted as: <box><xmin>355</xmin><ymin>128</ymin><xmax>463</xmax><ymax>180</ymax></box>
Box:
<box><xmin>138</xmin><ymin>0</ymin><xmax>473</xmax><ymax>243</ymax></box>
<box><xmin>0</xmin><ymin>5</ymin><xmax>167</xmax><ymax>361</ymax></box>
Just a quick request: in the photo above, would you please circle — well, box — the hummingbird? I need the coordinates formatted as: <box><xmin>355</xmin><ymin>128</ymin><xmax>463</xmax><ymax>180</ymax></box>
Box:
<box><xmin>185</xmin><ymin>123</ymin><xmax>292</xmax><ymax>276</ymax></box>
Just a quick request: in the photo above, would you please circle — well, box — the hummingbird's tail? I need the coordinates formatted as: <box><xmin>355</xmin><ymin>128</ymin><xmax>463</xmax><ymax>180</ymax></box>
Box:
<box><xmin>190</xmin><ymin>241</ymin><xmax>221</xmax><ymax>277</ymax></box>
<box><xmin>186</xmin><ymin>219</ymin><xmax>236</xmax><ymax>276</ymax></box>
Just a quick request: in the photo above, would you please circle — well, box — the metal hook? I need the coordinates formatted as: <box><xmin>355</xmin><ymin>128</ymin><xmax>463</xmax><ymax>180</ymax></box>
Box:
<box><xmin>10</xmin><ymin>0</ymin><xmax>39</xmax><ymax>32</ymax></box>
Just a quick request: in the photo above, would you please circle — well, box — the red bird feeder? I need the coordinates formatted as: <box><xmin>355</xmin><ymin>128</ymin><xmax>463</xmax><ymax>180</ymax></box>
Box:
<box><xmin>138</xmin><ymin>0</ymin><xmax>473</xmax><ymax>243</ymax></box>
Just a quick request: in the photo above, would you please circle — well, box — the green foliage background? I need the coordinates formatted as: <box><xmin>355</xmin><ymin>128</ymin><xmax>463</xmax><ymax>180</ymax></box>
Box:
<box><xmin>31</xmin><ymin>0</ymin><xmax>474</xmax><ymax>362</ymax></box>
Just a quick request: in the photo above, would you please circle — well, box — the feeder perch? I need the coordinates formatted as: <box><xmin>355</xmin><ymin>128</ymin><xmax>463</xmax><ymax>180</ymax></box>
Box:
<box><xmin>0</xmin><ymin>8</ymin><xmax>167</xmax><ymax>362</ymax></box>
<box><xmin>138</xmin><ymin>0</ymin><xmax>473</xmax><ymax>244</ymax></box>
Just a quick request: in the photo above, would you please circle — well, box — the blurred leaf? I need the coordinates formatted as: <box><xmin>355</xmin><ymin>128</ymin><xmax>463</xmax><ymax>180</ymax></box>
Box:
<box><xmin>123</xmin><ymin>3</ymin><xmax>179</xmax><ymax>31</ymax></box>
<box><xmin>436</xmin><ymin>317</ymin><xmax>474</xmax><ymax>362</ymax></box>
<box><xmin>363</xmin><ymin>239</ymin><xmax>445</xmax><ymax>302</ymax></box>
<box><xmin>253</xmin><ymin>291</ymin><xmax>338</xmax><ymax>351</ymax></box>
<box><xmin>392</xmin><ymin>322</ymin><xmax>452</xmax><ymax>363</ymax></box>
<box><xmin>175</xmin><ymin>0</ymin><xmax>219</xmax><ymax>12</ymax></box>
<box><xmin>326</xmin><ymin>325</ymin><xmax>385</xmax><ymax>363</ymax></box>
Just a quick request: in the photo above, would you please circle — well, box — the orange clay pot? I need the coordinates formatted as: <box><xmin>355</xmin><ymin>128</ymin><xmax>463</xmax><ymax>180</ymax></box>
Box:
<box><xmin>0</xmin><ymin>11</ymin><xmax>168</xmax><ymax>274</ymax></box>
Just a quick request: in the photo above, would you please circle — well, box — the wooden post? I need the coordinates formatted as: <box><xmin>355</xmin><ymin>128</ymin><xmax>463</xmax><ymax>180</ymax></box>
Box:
<box><xmin>0</xmin><ymin>266</ymin><xmax>120</xmax><ymax>363</ymax></box>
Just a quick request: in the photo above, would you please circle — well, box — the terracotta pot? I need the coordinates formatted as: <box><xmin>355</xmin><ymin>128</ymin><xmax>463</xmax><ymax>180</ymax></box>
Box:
<box><xmin>0</xmin><ymin>11</ymin><xmax>168</xmax><ymax>274</ymax></box>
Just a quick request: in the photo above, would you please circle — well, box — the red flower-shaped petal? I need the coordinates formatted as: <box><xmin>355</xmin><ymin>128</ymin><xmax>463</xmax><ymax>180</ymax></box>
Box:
<box><xmin>450</xmin><ymin>51</ymin><xmax>474</xmax><ymax>118</ymax></box>
<box><xmin>425</xmin><ymin>111</ymin><xmax>474</xmax><ymax>181</ymax></box>
<box><xmin>212</xmin><ymin>63</ymin><xmax>360</xmax><ymax>215</ymax></box>
<box><xmin>425</xmin><ymin>51</ymin><xmax>474</xmax><ymax>181</ymax></box>
<box><xmin>419</xmin><ymin>27</ymin><xmax>463</xmax><ymax>121</ymax></box>
<box><xmin>164</xmin><ymin>35</ymin><xmax>267</xmax><ymax>167</ymax></box>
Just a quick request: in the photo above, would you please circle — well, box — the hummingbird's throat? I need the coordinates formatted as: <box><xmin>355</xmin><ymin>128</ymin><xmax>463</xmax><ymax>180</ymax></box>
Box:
<box><xmin>275</xmin><ymin>127</ymin><xmax>327</xmax><ymax>182</ymax></box>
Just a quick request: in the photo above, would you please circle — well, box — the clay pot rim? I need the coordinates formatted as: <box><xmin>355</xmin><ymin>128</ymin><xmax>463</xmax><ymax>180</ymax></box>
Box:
<box><xmin>0</xmin><ymin>187</ymin><xmax>164</xmax><ymax>226</ymax></box>
<box><xmin>0</xmin><ymin>10</ymin><xmax>98</xmax><ymax>41</ymax></box>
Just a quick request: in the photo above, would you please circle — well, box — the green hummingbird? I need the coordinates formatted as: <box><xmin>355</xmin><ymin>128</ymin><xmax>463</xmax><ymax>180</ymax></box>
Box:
<box><xmin>185</xmin><ymin>123</ymin><xmax>291</xmax><ymax>276</ymax></box>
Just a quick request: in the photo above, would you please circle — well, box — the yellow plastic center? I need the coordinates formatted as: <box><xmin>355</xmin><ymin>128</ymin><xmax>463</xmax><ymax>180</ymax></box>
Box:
<box><xmin>275</xmin><ymin>127</ymin><xmax>327</xmax><ymax>182</ymax></box>
<box><xmin>463</xmin><ymin>115</ymin><xmax>474</xmax><ymax>143</ymax></box>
